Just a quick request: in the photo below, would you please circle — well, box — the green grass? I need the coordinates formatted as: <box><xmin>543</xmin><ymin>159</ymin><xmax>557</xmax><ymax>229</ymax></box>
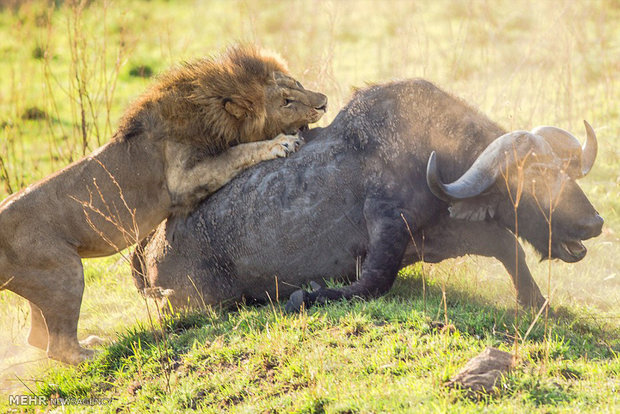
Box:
<box><xmin>1</xmin><ymin>0</ymin><xmax>619</xmax><ymax>412</ymax></box>
<box><xmin>3</xmin><ymin>268</ymin><xmax>619</xmax><ymax>413</ymax></box>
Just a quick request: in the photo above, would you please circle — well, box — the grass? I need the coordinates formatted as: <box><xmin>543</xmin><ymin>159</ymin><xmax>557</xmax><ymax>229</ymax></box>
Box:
<box><xmin>3</xmin><ymin>267</ymin><xmax>619</xmax><ymax>413</ymax></box>
<box><xmin>0</xmin><ymin>0</ymin><xmax>619</xmax><ymax>412</ymax></box>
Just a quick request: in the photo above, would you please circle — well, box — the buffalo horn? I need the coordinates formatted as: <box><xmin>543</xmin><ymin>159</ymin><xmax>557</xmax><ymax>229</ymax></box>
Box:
<box><xmin>530</xmin><ymin>121</ymin><xmax>597</xmax><ymax>177</ymax></box>
<box><xmin>581</xmin><ymin>120</ymin><xmax>597</xmax><ymax>176</ymax></box>
<box><xmin>426</xmin><ymin>131</ymin><xmax>542</xmax><ymax>202</ymax></box>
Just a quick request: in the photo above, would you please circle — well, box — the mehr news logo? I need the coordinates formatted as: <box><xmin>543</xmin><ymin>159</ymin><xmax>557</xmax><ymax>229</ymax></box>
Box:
<box><xmin>9</xmin><ymin>394</ymin><xmax>112</xmax><ymax>406</ymax></box>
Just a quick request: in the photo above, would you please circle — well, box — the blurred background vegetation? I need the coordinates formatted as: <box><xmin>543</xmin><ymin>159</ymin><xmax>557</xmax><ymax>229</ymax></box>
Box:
<box><xmin>0</xmin><ymin>0</ymin><xmax>618</xmax><ymax>409</ymax></box>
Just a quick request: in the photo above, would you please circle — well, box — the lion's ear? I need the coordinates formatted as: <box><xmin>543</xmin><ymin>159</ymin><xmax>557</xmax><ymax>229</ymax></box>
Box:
<box><xmin>224</xmin><ymin>100</ymin><xmax>248</xmax><ymax>119</ymax></box>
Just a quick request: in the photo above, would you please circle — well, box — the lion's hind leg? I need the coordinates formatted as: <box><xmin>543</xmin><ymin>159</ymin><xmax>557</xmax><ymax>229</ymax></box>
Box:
<box><xmin>27</xmin><ymin>301</ymin><xmax>48</xmax><ymax>350</ymax></box>
<box><xmin>0</xmin><ymin>249</ymin><xmax>50</xmax><ymax>352</ymax></box>
<box><xmin>14</xmin><ymin>255</ymin><xmax>93</xmax><ymax>365</ymax></box>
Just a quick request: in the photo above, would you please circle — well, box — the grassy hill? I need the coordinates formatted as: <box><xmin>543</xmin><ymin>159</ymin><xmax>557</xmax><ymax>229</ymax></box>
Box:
<box><xmin>0</xmin><ymin>0</ymin><xmax>618</xmax><ymax>412</ymax></box>
<box><xmin>6</xmin><ymin>269</ymin><xmax>620</xmax><ymax>413</ymax></box>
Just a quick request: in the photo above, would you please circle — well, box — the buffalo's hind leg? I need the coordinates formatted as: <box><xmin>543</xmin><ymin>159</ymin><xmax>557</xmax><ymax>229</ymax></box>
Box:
<box><xmin>286</xmin><ymin>197</ymin><xmax>411</xmax><ymax>312</ymax></box>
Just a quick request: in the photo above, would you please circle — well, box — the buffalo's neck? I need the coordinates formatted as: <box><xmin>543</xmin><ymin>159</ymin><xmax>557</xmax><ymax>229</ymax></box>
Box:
<box><xmin>300</xmin><ymin>126</ymin><xmax>324</xmax><ymax>142</ymax></box>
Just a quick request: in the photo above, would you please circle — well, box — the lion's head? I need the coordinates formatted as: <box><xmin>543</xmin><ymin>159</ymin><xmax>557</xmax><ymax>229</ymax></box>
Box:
<box><xmin>119</xmin><ymin>46</ymin><xmax>327</xmax><ymax>155</ymax></box>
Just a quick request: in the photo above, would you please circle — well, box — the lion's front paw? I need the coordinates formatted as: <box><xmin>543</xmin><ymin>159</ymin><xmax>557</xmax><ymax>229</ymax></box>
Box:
<box><xmin>269</xmin><ymin>133</ymin><xmax>304</xmax><ymax>158</ymax></box>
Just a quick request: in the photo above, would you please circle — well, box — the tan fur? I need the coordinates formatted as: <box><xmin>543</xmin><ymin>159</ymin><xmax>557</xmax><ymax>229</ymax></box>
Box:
<box><xmin>117</xmin><ymin>46</ymin><xmax>325</xmax><ymax>154</ymax></box>
<box><xmin>0</xmin><ymin>46</ymin><xmax>327</xmax><ymax>365</ymax></box>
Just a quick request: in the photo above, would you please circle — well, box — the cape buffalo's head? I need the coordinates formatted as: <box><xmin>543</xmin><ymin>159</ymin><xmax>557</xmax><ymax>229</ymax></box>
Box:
<box><xmin>426</xmin><ymin>121</ymin><xmax>603</xmax><ymax>262</ymax></box>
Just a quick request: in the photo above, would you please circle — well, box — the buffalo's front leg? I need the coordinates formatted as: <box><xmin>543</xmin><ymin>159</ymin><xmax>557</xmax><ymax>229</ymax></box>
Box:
<box><xmin>414</xmin><ymin>220</ymin><xmax>546</xmax><ymax>310</ymax></box>
<box><xmin>286</xmin><ymin>198</ymin><xmax>410</xmax><ymax>312</ymax></box>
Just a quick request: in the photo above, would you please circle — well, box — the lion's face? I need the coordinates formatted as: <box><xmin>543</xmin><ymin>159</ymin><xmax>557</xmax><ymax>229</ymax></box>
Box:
<box><xmin>144</xmin><ymin>47</ymin><xmax>328</xmax><ymax>151</ymax></box>
<box><xmin>263</xmin><ymin>72</ymin><xmax>328</xmax><ymax>137</ymax></box>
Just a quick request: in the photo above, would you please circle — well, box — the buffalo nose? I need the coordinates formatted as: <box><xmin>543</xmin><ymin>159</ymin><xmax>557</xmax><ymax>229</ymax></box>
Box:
<box><xmin>592</xmin><ymin>214</ymin><xmax>604</xmax><ymax>236</ymax></box>
<box><xmin>579</xmin><ymin>214</ymin><xmax>604</xmax><ymax>239</ymax></box>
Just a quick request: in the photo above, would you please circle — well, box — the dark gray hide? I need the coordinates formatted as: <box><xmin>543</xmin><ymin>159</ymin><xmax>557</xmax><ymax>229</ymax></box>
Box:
<box><xmin>131</xmin><ymin>79</ymin><xmax>603</xmax><ymax>312</ymax></box>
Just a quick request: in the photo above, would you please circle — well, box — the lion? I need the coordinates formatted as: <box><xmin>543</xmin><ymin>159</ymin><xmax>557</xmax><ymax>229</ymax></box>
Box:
<box><xmin>0</xmin><ymin>46</ymin><xmax>327</xmax><ymax>365</ymax></box>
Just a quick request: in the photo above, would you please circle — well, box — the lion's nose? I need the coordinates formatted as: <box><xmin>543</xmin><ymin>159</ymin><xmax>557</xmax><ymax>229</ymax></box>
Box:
<box><xmin>314</xmin><ymin>94</ymin><xmax>328</xmax><ymax>111</ymax></box>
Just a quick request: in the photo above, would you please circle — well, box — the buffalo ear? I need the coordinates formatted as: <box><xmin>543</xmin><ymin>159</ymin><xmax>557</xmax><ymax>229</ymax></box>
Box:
<box><xmin>224</xmin><ymin>99</ymin><xmax>248</xmax><ymax>119</ymax></box>
<box><xmin>448</xmin><ymin>194</ymin><xmax>499</xmax><ymax>221</ymax></box>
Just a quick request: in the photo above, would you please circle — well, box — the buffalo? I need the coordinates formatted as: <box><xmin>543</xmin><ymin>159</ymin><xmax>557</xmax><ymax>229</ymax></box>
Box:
<box><xmin>131</xmin><ymin>79</ymin><xmax>603</xmax><ymax>313</ymax></box>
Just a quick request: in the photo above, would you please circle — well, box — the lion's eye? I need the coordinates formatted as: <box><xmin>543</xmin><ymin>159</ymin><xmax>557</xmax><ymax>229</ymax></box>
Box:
<box><xmin>284</xmin><ymin>98</ymin><xmax>294</xmax><ymax>107</ymax></box>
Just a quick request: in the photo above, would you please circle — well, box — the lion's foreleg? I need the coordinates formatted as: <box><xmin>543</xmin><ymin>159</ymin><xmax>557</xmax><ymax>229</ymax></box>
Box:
<box><xmin>165</xmin><ymin>134</ymin><xmax>303</xmax><ymax>211</ymax></box>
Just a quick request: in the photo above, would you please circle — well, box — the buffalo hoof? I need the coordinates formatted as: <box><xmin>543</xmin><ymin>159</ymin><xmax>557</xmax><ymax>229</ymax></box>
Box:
<box><xmin>518</xmin><ymin>293</ymin><xmax>548</xmax><ymax>312</ymax></box>
<box><xmin>286</xmin><ymin>289</ymin><xmax>311</xmax><ymax>313</ymax></box>
<box><xmin>285</xmin><ymin>282</ymin><xmax>322</xmax><ymax>313</ymax></box>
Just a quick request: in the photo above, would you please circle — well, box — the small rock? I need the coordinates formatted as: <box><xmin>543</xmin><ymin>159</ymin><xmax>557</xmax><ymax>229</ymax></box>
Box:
<box><xmin>447</xmin><ymin>347</ymin><xmax>514</xmax><ymax>394</ymax></box>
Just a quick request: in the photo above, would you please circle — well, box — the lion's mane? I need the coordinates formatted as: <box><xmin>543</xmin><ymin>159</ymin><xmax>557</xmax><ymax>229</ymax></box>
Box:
<box><xmin>116</xmin><ymin>46</ymin><xmax>289</xmax><ymax>155</ymax></box>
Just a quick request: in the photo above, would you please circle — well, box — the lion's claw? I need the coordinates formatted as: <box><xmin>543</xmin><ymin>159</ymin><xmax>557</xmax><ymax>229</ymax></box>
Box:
<box><xmin>270</xmin><ymin>133</ymin><xmax>304</xmax><ymax>158</ymax></box>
